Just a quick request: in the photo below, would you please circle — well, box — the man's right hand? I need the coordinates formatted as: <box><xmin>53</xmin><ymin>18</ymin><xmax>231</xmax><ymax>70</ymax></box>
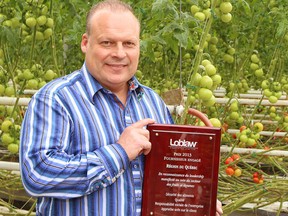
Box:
<box><xmin>117</xmin><ymin>118</ymin><xmax>155</xmax><ymax>160</ymax></box>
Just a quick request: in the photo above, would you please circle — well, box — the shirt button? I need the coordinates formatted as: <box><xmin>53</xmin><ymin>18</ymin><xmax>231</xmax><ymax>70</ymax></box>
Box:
<box><xmin>134</xmin><ymin>164</ymin><xmax>138</xmax><ymax>168</ymax></box>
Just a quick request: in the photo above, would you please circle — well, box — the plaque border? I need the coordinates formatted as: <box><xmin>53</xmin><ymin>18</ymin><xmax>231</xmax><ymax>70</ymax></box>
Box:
<box><xmin>141</xmin><ymin>123</ymin><xmax>221</xmax><ymax>216</ymax></box>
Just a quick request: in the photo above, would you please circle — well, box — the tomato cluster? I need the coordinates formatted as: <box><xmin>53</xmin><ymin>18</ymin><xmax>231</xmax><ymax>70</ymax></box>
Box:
<box><xmin>224</xmin><ymin>154</ymin><xmax>242</xmax><ymax>177</ymax></box>
<box><xmin>252</xmin><ymin>172</ymin><xmax>264</xmax><ymax>184</ymax></box>
<box><xmin>186</xmin><ymin>59</ymin><xmax>223</xmax><ymax>109</ymax></box>
<box><xmin>236</xmin><ymin>122</ymin><xmax>264</xmax><ymax>148</ymax></box>
<box><xmin>0</xmin><ymin>107</ymin><xmax>22</xmax><ymax>155</ymax></box>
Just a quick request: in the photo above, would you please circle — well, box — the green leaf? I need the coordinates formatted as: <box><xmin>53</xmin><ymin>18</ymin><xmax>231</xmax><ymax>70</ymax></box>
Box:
<box><xmin>275</xmin><ymin>20</ymin><xmax>288</xmax><ymax>39</ymax></box>
<box><xmin>238</xmin><ymin>0</ymin><xmax>252</xmax><ymax>17</ymax></box>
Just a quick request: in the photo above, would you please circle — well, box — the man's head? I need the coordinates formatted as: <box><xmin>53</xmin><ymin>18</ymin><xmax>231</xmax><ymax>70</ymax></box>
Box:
<box><xmin>85</xmin><ymin>0</ymin><xmax>140</xmax><ymax>36</ymax></box>
<box><xmin>81</xmin><ymin>0</ymin><xmax>141</xmax><ymax>93</ymax></box>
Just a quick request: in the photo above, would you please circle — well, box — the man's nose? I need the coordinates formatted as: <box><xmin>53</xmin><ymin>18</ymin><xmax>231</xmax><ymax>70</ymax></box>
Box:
<box><xmin>112</xmin><ymin>44</ymin><xmax>127</xmax><ymax>58</ymax></box>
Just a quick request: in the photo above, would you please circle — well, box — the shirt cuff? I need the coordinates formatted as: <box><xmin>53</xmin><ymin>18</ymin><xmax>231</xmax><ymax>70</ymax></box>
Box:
<box><xmin>94</xmin><ymin>143</ymin><xmax>130</xmax><ymax>180</ymax></box>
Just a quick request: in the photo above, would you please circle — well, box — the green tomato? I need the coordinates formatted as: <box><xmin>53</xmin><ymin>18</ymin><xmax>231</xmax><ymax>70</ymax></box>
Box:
<box><xmin>10</xmin><ymin>17</ymin><xmax>20</xmax><ymax>28</ymax></box>
<box><xmin>183</xmin><ymin>53</ymin><xmax>191</xmax><ymax>59</ymax></box>
<box><xmin>4</xmin><ymin>86</ymin><xmax>15</xmax><ymax>97</ymax></box>
<box><xmin>1</xmin><ymin>119</ymin><xmax>13</xmax><ymax>132</ymax></box>
<box><xmin>8</xmin><ymin>143</ymin><xmax>19</xmax><ymax>154</ymax></box>
<box><xmin>0</xmin><ymin>13</ymin><xmax>6</xmax><ymax>23</ymax></box>
<box><xmin>220</xmin><ymin>2</ymin><xmax>233</xmax><ymax>13</ymax></box>
<box><xmin>223</xmin><ymin>54</ymin><xmax>234</xmax><ymax>63</ymax></box>
<box><xmin>209</xmin><ymin>118</ymin><xmax>221</xmax><ymax>127</ymax></box>
<box><xmin>210</xmin><ymin>36</ymin><xmax>218</xmax><ymax>44</ymax></box>
<box><xmin>26</xmin><ymin>17</ymin><xmax>37</xmax><ymax>28</ymax></box>
<box><xmin>201</xmin><ymin>59</ymin><xmax>211</xmax><ymax>67</ymax></box>
<box><xmin>44</xmin><ymin>28</ymin><xmax>53</xmax><ymax>39</ymax></box>
<box><xmin>210</xmin><ymin>45</ymin><xmax>218</xmax><ymax>54</ymax></box>
<box><xmin>227</xmin><ymin>47</ymin><xmax>235</xmax><ymax>55</ymax></box>
<box><xmin>1</xmin><ymin>133</ymin><xmax>14</xmax><ymax>145</ymax></box>
<box><xmin>38</xmin><ymin>80</ymin><xmax>47</xmax><ymax>89</ymax></box>
<box><xmin>229</xmin><ymin>111</ymin><xmax>239</xmax><ymax>120</ymax></box>
<box><xmin>37</xmin><ymin>15</ymin><xmax>47</xmax><ymax>26</ymax></box>
<box><xmin>202</xmin><ymin>95</ymin><xmax>215</xmax><ymax>107</ymax></box>
<box><xmin>274</xmin><ymin>91</ymin><xmax>282</xmax><ymax>99</ymax></box>
<box><xmin>211</xmin><ymin>74</ymin><xmax>222</xmax><ymax>85</ymax></box>
<box><xmin>27</xmin><ymin>79</ymin><xmax>39</xmax><ymax>89</ymax></box>
<box><xmin>35</xmin><ymin>31</ymin><xmax>44</xmax><ymax>40</ymax></box>
<box><xmin>254</xmin><ymin>68</ymin><xmax>264</xmax><ymax>77</ymax></box>
<box><xmin>193</xmin><ymin>72</ymin><xmax>202</xmax><ymax>86</ymax></box>
<box><xmin>31</xmin><ymin>64</ymin><xmax>42</xmax><ymax>73</ymax></box>
<box><xmin>3</xmin><ymin>20</ymin><xmax>12</xmax><ymax>27</ymax></box>
<box><xmin>251</xmin><ymin>54</ymin><xmax>260</xmax><ymax>63</ymax></box>
<box><xmin>270</xmin><ymin>106</ymin><xmax>276</xmax><ymax>113</ymax></box>
<box><xmin>246</xmin><ymin>138</ymin><xmax>256</xmax><ymax>147</ymax></box>
<box><xmin>190</xmin><ymin>5</ymin><xmax>200</xmax><ymax>15</ymax></box>
<box><xmin>263</xmin><ymin>89</ymin><xmax>272</xmax><ymax>97</ymax></box>
<box><xmin>250</xmin><ymin>63</ymin><xmax>259</xmax><ymax>70</ymax></box>
<box><xmin>41</xmin><ymin>5</ymin><xmax>49</xmax><ymax>15</ymax></box>
<box><xmin>237</xmin><ymin>116</ymin><xmax>244</xmax><ymax>124</ymax></box>
<box><xmin>198</xmin><ymin>88</ymin><xmax>213</xmax><ymax>101</ymax></box>
<box><xmin>261</xmin><ymin>80</ymin><xmax>269</xmax><ymax>89</ymax></box>
<box><xmin>239</xmin><ymin>134</ymin><xmax>248</xmax><ymax>143</ymax></box>
<box><xmin>205</xmin><ymin>64</ymin><xmax>217</xmax><ymax>76</ymax></box>
<box><xmin>46</xmin><ymin>18</ymin><xmax>54</xmax><ymax>28</ymax></box>
<box><xmin>272</xmin><ymin>82</ymin><xmax>281</xmax><ymax>91</ymax></box>
<box><xmin>221</xmin><ymin>13</ymin><xmax>232</xmax><ymax>23</ymax></box>
<box><xmin>203</xmin><ymin>9</ymin><xmax>211</xmax><ymax>19</ymax></box>
<box><xmin>23</xmin><ymin>69</ymin><xmax>34</xmax><ymax>80</ymax></box>
<box><xmin>253</xmin><ymin>122</ymin><xmax>264</xmax><ymax>133</ymax></box>
<box><xmin>187</xmin><ymin>95</ymin><xmax>196</xmax><ymax>103</ymax></box>
<box><xmin>268</xmin><ymin>95</ymin><xmax>278</xmax><ymax>104</ymax></box>
<box><xmin>199</xmin><ymin>75</ymin><xmax>213</xmax><ymax>89</ymax></box>
<box><xmin>194</xmin><ymin>12</ymin><xmax>206</xmax><ymax>21</ymax></box>
<box><xmin>229</xmin><ymin>102</ymin><xmax>239</xmax><ymax>112</ymax></box>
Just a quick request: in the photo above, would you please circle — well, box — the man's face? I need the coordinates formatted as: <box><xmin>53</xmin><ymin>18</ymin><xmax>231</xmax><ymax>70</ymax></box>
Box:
<box><xmin>81</xmin><ymin>10</ymin><xmax>140</xmax><ymax>92</ymax></box>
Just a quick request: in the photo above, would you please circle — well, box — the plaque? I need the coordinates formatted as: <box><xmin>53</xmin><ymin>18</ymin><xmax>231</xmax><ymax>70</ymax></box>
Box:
<box><xmin>141</xmin><ymin>124</ymin><xmax>221</xmax><ymax>216</ymax></box>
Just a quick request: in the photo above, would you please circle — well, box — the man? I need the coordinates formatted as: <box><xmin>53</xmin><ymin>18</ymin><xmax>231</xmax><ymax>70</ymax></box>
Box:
<box><xmin>20</xmin><ymin>0</ymin><xmax>223</xmax><ymax>215</ymax></box>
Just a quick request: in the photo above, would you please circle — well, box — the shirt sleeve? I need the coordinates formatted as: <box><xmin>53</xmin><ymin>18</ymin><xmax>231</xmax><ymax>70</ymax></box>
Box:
<box><xmin>20</xmin><ymin>93</ymin><xmax>130</xmax><ymax>199</ymax></box>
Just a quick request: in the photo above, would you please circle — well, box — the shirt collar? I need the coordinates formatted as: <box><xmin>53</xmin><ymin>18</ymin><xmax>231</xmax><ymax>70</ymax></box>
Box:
<box><xmin>81</xmin><ymin>63</ymin><xmax>144</xmax><ymax>104</ymax></box>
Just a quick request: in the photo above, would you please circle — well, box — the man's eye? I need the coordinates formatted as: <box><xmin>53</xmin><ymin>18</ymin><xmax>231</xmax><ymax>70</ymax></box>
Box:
<box><xmin>125</xmin><ymin>42</ymin><xmax>135</xmax><ymax>47</ymax></box>
<box><xmin>101</xmin><ymin>41</ymin><xmax>111</xmax><ymax>46</ymax></box>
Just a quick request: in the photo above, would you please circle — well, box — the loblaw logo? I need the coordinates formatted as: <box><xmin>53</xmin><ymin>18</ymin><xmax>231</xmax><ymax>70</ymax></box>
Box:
<box><xmin>169</xmin><ymin>139</ymin><xmax>198</xmax><ymax>148</ymax></box>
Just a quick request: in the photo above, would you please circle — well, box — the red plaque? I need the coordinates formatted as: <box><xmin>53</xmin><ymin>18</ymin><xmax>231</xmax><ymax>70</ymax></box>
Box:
<box><xmin>142</xmin><ymin>124</ymin><xmax>221</xmax><ymax>216</ymax></box>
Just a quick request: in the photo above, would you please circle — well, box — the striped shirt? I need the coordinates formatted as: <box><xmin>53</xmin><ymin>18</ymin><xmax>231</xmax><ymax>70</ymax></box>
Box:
<box><xmin>20</xmin><ymin>64</ymin><xmax>174</xmax><ymax>216</ymax></box>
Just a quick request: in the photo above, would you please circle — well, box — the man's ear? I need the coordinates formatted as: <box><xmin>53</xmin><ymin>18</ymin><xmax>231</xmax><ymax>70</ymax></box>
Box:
<box><xmin>81</xmin><ymin>33</ymin><xmax>88</xmax><ymax>53</ymax></box>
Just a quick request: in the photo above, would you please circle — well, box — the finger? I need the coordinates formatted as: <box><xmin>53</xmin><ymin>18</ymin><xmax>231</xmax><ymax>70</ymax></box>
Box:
<box><xmin>216</xmin><ymin>200</ymin><xmax>223</xmax><ymax>215</ymax></box>
<box><xmin>131</xmin><ymin>118</ymin><xmax>155</xmax><ymax>129</ymax></box>
<box><xmin>137</xmin><ymin>127</ymin><xmax>150</xmax><ymax>139</ymax></box>
<box><xmin>142</xmin><ymin>141</ymin><xmax>152</xmax><ymax>155</ymax></box>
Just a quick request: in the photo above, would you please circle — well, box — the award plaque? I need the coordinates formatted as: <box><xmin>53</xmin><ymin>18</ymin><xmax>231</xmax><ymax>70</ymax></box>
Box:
<box><xmin>141</xmin><ymin>124</ymin><xmax>221</xmax><ymax>216</ymax></box>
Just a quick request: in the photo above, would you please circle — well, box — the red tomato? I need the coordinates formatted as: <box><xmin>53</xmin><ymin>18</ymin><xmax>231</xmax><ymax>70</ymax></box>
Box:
<box><xmin>225</xmin><ymin>167</ymin><xmax>235</xmax><ymax>176</ymax></box>
<box><xmin>253</xmin><ymin>172</ymin><xmax>259</xmax><ymax>178</ymax></box>
<box><xmin>253</xmin><ymin>177</ymin><xmax>259</xmax><ymax>183</ymax></box>
<box><xmin>239</xmin><ymin>125</ymin><xmax>247</xmax><ymax>132</ymax></box>
<box><xmin>231</xmin><ymin>154</ymin><xmax>240</xmax><ymax>161</ymax></box>
<box><xmin>225</xmin><ymin>157</ymin><xmax>234</xmax><ymax>165</ymax></box>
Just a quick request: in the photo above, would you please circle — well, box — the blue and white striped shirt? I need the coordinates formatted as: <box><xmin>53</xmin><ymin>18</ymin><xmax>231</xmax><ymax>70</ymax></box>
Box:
<box><xmin>20</xmin><ymin>64</ymin><xmax>174</xmax><ymax>216</ymax></box>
